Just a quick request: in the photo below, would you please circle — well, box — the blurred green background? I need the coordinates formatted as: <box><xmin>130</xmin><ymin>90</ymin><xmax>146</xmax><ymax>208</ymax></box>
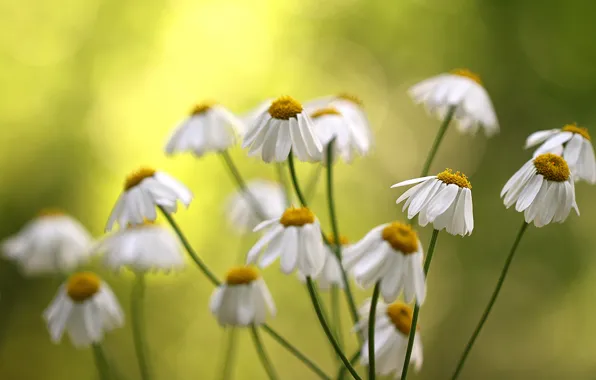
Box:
<box><xmin>2</xmin><ymin>0</ymin><xmax>596</xmax><ymax>379</ymax></box>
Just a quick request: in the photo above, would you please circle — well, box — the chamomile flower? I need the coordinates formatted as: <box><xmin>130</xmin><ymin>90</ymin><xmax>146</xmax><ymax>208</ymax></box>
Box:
<box><xmin>106</xmin><ymin>167</ymin><xmax>192</xmax><ymax>231</ymax></box>
<box><xmin>210</xmin><ymin>266</ymin><xmax>276</xmax><ymax>326</ymax></box>
<box><xmin>1</xmin><ymin>209</ymin><xmax>93</xmax><ymax>275</ymax></box>
<box><xmin>355</xmin><ymin>300</ymin><xmax>423</xmax><ymax>377</ymax></box>
<box><xmin>242</xmin><ymin>96</ymin><xmax>323</xmax><ymax>162</ymax></box>
<box><xmin>298</xmin><ymin>234</ymin><xmax>348</xmax><ymax>290</ymax></box>
<box><xmin>392</xmin><ymin>169</ymin><xmax>474</xmax><ymax>236</ymax></box>
<box><xmin>310</xmin><ymin>107</ymin><xmax>368</xmax><ymax>163</ymax></box>
<box><xmin>95</xmin><ymin>221</ymin><xmax>184</xmax><ymax>272</ymax></box>
<box><xmin>409</xmin><ymin>69</ymin><xmax>499</xmax><ymax>137</ymax></box>
<box><xmin>525</xmin><ymin>124</ymin><xmax>596</xmax><ymax>184</ymax></box>
<box><xmin>225</xmin><ymin>180</ymin><xmax>287</xmax><ymax>233</ymax></box>
<box><xmin>343</xmin><ymin>223</ymin><xmax>425</xmax><ymax>304</ymax></box>
<box><xmin>501</xmin><ymin>153</ymin><xmax>579</xmax><ymax>227</ymax></box>
<box><xmin>43</xmin><ymin>272</ymin><xmax>124</xmax><ymax>347</ymax></box>
<box><xmin>246</xmin><ymin>207</ymin><xmax>326</xmax><ymax>277</ymax></box>
<box><xmin>164</xmin><ymin>102</ymin><xmax>244</xmax><ymax>157</ymax></box>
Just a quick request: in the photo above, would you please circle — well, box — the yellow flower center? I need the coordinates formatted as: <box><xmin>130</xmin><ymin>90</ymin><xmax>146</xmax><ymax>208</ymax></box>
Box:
<box><xmin>451</xmin><ymin>68</ymin><xmax>482</xmax><ymax>85</ymax></box>
<box><xmin>190</xmin><ymin>101</ymin><xmax>216</xmax><ymax>115</ymax></box>
<box><xmin>533</xmin><ymin>153</ymin><xmax>570</xmax><ymax>182</ymax></box>
<box><xmin>311</xmin><ymin>107</ymin><xmax>341</xmax><ymax>119</ymax></box>
<box><xmin>337</xmin><ymin>93</ymin><xmax>363</xmax><ymax>106</ymax></box>
<box><xmin>124</xmin><ymin>167</ymin><xmax>156</xmax><ymax>190</ymax></box>
<box><xmin>562</xmin><ymin>123</ymin><xmax>591</xmax><ymax>141</ymax></box>
<box><xmin>437</xmin><ymin>169</ymin><xmax>472</xmax><ymax>189</ymax></box>
<box><xmin>38</xmin><ymin>208</ymin><xmax>65</xmax><ymax>217</ymax></box>
<box><xmin>326</xmin><ymin>233</ymin><xmax>349</xmax><ymax>246</ymax></box>
<box><xmin>386</xmin><ymin>302</ymin><xmax>415</xmax><ymax>336</ymax></box>
<box><xmin>126</xmin><ymin>220</ymin><xmax>157</xmax><ymax>229</ymax></box>
<box><xmin>225</xmin><ymin>266</ymin><xmax>260</xmax><ymax>285</ymax></box>
<box><xmin>280</xmin><ymin>207</ymin><xmax>315</xmax><ymax>227</ymax></box>
<box><xmin>381</xmin><ymin>222</ymin><xmax>419</xmax><ymax>254</ymax></box>
<box><xmin>66</xmin><ymin>272</ymin><xmax>101</xmax><ymax>303</ymax></box>
<box><xmin>268</xmin><ymin>96</ymin><xmax>303</xmax><ymax>120</ymax></box>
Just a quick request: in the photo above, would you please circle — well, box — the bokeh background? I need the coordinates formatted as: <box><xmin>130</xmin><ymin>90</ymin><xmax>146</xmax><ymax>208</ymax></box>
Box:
<box><xmin>1</xmin><ymin>0</ymin><xmax>596</xmax><ymax>379</ymax></box>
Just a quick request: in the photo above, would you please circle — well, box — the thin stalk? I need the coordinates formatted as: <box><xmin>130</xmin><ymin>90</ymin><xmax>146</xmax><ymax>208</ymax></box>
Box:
<box><xmin>420</xmin><ymin>106</ymin><xmax>456</xmax><ymax>177</ymax></box>
<box><xmin>401</xmin><ymin>229</ymin><xmax>440</xmax><ymax>380</ymax></box>
<box><xmin>250</xmin><ymin>326</ymin><xmax>279</xmax><ymax>380</ymax></box>
<box><xmin>367</xmin><ymin>283</ymin><xmax>381</xmax><ymax>380</ymax></box>
<box><xmin>131</xmin><ymin>274</ymin><xmax>151</xmax><ymax>380</ymax></box>
<box><xmin>91</xmin><ymin>343</ymin><xmax>112</xmax><ymax>380</ymax></box>
<box><xmin>217</xmin><ymin>328</ymin><xmax>238</xmax><ymax>380</ymax></box>
<box><xmin>287</xmin><ymin>153</ymin><xmax>308</xmax><ymax>206</ymax></box>
<box><xmin>306</xmin><ymin>277</ymin><xmax>362</xmax><ymax>380</ymax></box>
<box><xmin>330</xmin><ymin>285</ymin><xmax>343</xmax><ymax>355</ymax></box>
<box><xmin>337</xmin><ymin>351</ymin><xmax>361</xmax><ymax>380</ymax></box>
<box><xmin>450</xmin><ymin>221</ymin><xmax>529</xmax><ymax>380</ymax></box>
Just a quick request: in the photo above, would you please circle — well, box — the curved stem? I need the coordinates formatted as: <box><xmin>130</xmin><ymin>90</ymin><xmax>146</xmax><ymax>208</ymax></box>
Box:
<box><xmin>131</xmin><ymin>274</ymin><xmax>151</xmax><ymax>380</ymax></box>
<box><xmin>91</xmin><ymin>343</ymin><xmax>111</xmax><ymax>380</ymax></box>
<box><xmin>401</xmin><ymin>229</ymin><xmax>440</xmax><ymax>380</ymax></box>
<box><xmin>250</xmin><ymin>326</ymin><xmax>279</xmax><ymax>380</ymax></box>
<box><xmin>337</xmin><ymin>351</ymin><xmax>361</xmax><ymax>380</ymax></box>
<box><xmin>420</xmin><ymin>106</ymin><xmax>456</xmax><ymax>177</ymax></box>
<box><xmin>367</xmin><ymin>283</ymin><xmax>381</xmax><ymax>380</ymax></box>
<box><xmin>330</xmin><ymin>285</ymin><xmax>343</xmax><ymax>356</ymax></box>
<box><xmin>306</xmin><ymin>277</ymin><xmax>362</xmax><ymax>380</ymax></box>
<box><xmin>287</xmin><ymin>153</ymin><xmax>308</xmax><ymax>206</ymax></box>
<box><xmin>450</xmin><ymin>221</ymin><xmax>529</xmax><ymax>380</ymax></box>
<box><xmin>217</xmin><ymin>328</ymin><xmax>238</xmax><ymax>380</ymax></box>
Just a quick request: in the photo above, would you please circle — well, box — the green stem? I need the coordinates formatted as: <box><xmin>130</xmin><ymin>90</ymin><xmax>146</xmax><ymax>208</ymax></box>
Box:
<box><xmin>337</xmin><ymin>351</ymin><xmax>361</xmax><ymax>380</ymax></box>
<box><xmin>250</xmin><ymin>326</ymin><xmax>279</xmax><ymax>380</ymax></box>
<box><xmin>330</xmin><ymin>285</ymin><xmax>343</xmax><ymax>356</ymax></box>
<box><xmin>420</xmin><ymin>106</ymin><xmax>456</xmax><ymax>177</ymax></box>
<box><xmin>401</xmin><ymin>229</ymin><xmax>440</xmax><ymax>380</ymax></box>
<box><xmin>275</xmin><ymin>163</ymin><xmax>291</xmax><ymax>207</ymax></box>
<box><xmin>450</xmin><ymin>221</ymin><xmax>529</xmax><ymax>380</ymax></box>
<box><xmin>131</xmin><ymin>274</ymin><xmax>151</xmax><ymax>380</ymax></box>
<box><xmin>367</xmin><ymin>283</ymin><xmax>381</xmax><ymax>380</ymax></box>
<box><xmin>287</xmin><ymin>153</ymin><xmax>308</xmax><ymax>206</ymax></box>
<box><xmin>91</xmin><ymin>343</ymin><xmax>112</xmax><ymax>380</ymax></box>
<box><xmin>306</xmin><ymin>277</ymin><xmax>362</xmax><ymax>380</ymax></box>
<box><xmin>305</xmin><ymin>164</ymin><xmax>323</xmax><ymax>202</ymax></box>
<box><xmin>217</xmin><ymin>328</ymin><xmax>238</xmax><ymax>380</ymax></box>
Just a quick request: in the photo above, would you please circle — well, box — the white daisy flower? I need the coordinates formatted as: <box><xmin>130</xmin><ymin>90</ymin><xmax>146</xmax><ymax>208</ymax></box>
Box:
<box><xmin>225</xmin><ymin>180</ymin><xmax>287</xmax><ymax>233</ymax></box>
<box><xmin>501</xmin><ymin>153</ymin><xmax>579</xmax><ymax>227</ymax></box>
<box><xmin>355</xmin><ymin>300</ymin><xmax>423</xmax><ymax>377</ymax></box>
<box><xmin>43</xmin><ymin>272</ymin><xmax>124</xmax><ymax>348</ymax></box>
<box><xmin>164</xmin><ymin>102</ymin><xmax>244</xmax><ymax>157</ymax></box>
<box><xmin>95</xmin><ymin>221</ymin><xmax>184</xmax><ymax>272</ymax></box>
<box><xmin>1</xmin><ymin>209</ymin><xmax>93</xmax><ymax>276</ymax></box>
<box><xmin>525</xmin><ymin>124</ymin><xmax>596</xmax><ymax>184</ymax></box>
<box><xmin>298</xmin><ymin>234</ymin><xmax>348</xmax><ymax>290</ymax></box>
<box><xmin>409</xmin><ymin>69</ymin><xmax>498</xmax><ymax>137</ymax></box>
<box><xmin>242</xmin><ymin>96</ymin><xmax>323</xmax><ymax>163</ymax></box>
<box><xmin>106</xmin><ymin>167</ymin><xmax>192</xmax><ymax>231</ymax></box>
<box><xmin>246</xmin><ymin>207</ymin><xmax>326</xmax><ymax>277</ymax></box>
<box><xmin>210</xmin><ymin>266</ymin><xmax>276</xmax><ymax>326</ymax></box>
<box><xmin>343</xmin><ymin>222</ymin><xmax>425</xmax><ymax>304</ymax></box>
<box><xmin>391</xmin><ymin>169</ymin><xmax>474</xmax><ymax>236</ymax></box>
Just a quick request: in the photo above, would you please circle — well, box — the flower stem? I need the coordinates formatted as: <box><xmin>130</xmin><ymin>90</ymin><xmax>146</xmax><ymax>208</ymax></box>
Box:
<box><xmin>337</xmin><ymin>351</ymin><xmax>361</xmax><ymax>380</ymax></box>
<box><xmin>250</xmin><ymin>326</ymin><xmax>279</xmax><ymax>380</ymax></box>
<box><xmin>131</xmin><ymin>273</ymin><xmax>151</xmax><ymax>380</ymax></box>
<box><xmin>286</xmin><ymin>153</ymin><xmax>308</xmax><ymax>206</ymax></box>
<box><xmin>420</xmin><ymin>106</ymin><xmax>456</xmax><ymax>177</ymax></box>
<box><xmin>330</xmin><ymin>284</ymin><xmax>343</xmax><ymax>356</ymax></box>
<box><xmin>306</xmin><ymin>277</ymin><xmax>362</xmax><ymax>380</ymax></box>
<box><xmin>450</xmin><ymin>221</ymin><xmax>529</xmax><ymax>380</ymax></box>
<box><xmin>367</xmin><ymin>282</ymin><xmax>381</xmax><ymax>380</ymax></box>
<box><xmin>91</xmin><ymin>343</ymin><xmax>112</xmax><ymax>380</ymax></box>
<box><xmin>217</xmin><ymin>328</ymin><xmax>238</xmax><ymax>380</ymax></box>
<box><xmin>401</xmin><ymin>229</ymin><xmax>440</xmax><ymax>380</ymax></box>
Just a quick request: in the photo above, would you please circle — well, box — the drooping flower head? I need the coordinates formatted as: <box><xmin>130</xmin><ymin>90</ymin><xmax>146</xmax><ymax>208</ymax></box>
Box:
<box><xmin>298</xmin><ymin>233</ymin><xmax>348</xmax><ymax>290</ymax></box>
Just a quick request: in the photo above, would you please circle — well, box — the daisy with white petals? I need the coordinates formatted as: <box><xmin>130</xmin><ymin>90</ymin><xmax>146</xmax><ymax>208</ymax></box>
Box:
<box><xmin>246</xmin><ymin>207</ymin><xmax>326</xmax><ymax>277</ymax></box>
<box><xmin>44</xmin><ymin>272</ymin><xmax>124</xmax><ymax>347</ymax></box>
<box><xmin>165</xmin><ymin>102</ymin><xmax>244</xmax><ymax>157</ymax></box>
<box><xmin>525</xmin><ymin>124</ymin><xmax>596</xmax><ymax>184</ymax></box>
<box><xmin>501</xmin><ymin>153</ymin><xmax>579</xmax><ymax>227</ymax></box>
<box><xmin>343</xmin><ymin>222</ymin><xmax>425</xmax><ymax>304</ymax></box>
<box><xmin>409</xmin><ymin>69</ymin><xmax>499</xmax><ymax>136</ymax></box>
<box><xmin>392</xmin><ymin>169</ymin><xmax>474</xmax><ymax>236</ymax></box>
<box><xmin>299</xmin><ymin>234</ymin><xmax>347</xmax><ymax>290</ymax></box>
<box><xmin>210</xmin><ymin>266</ymin><xmax>276</xmax><ymax>326</ymax></box>
<box><xmin>355</xmin><ymin>300</ymin><xmax>423</xmax><ymax>377</ymax></box>
<box><xmin>1</xmin><ymin>209</ymin><xmax>93</xmax><ymax>275</ymax></box>
<box><xmin>242</xmin><ymin>96</ymin><xmax>323</xmax><ymax>163</ymax></box>
<box><xmin>95</xmin><ymin>221</ymin><xmax>184</xmax><ymax>272</ymax></box>
<box><xmin>106</xmin><ymin>167</ymin><xmax>192</xmax><ymax>231</ymax></box>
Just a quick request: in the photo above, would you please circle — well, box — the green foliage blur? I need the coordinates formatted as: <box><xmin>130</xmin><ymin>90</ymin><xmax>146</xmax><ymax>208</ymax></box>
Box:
<box><xmin>2</xmin><ymin>0</ymin><xmax>596</xmax><ymax>379</ymax></box>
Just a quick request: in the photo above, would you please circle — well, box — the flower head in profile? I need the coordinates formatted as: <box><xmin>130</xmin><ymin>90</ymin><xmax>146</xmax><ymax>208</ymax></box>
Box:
<box><xmin>246</xmin><ymin>207</ymin><xmax>326</xmax><ymax>277</ymax></box>
<box><xmin>106</xmin><ymin>167</ymin><xmax>192</xmax><ymax>231</ymax></box>
<box><xmin>165</xmin><ymin>101</ymin><xmax>244</xmax><ymax>157</ymax></box>
<box><xmin>355</xmin><ymin>300</ymin><xmax>423</xmax><ymax>377</ymax></box>
<box><xmin>225</xmin><ymin>180</ymin><xmax>288</xmax><ymax>233</ymax></box>
<box><xmin>242</xmin><ymin>96</ymin><xmax>323</xmax><ymax>162</ymax></box>
<box><xmin>44</xmin><ymin>272</ymin><xmax>124</xmax><ymax>348</ymax></box>
<box><xmin>95</xmin><ymin>221</ymin><xmax>184</xmax><ymax>273</ymax></box>
<box><xmin>409</xmin><ymin>69</ymin><xmax>498</xmax><ymax>137</ymax></box>
<box><xmin>1</xmin><ymin>209</ymin><xmax>93</xmax><ymax>276</ymax></box>
<box><xmin>210</xmin><ymin>266</ymin><xmax>276</xmax><ymax>326</ymax></box>
<box><xmin>525</xmin><ymin>123</ymin><xmax>596</xmax><ymax>184</ymax></box>
<box><xmin>392</xmin><ymin>169</ymin><xmax>474</xmax><ymax>236</ymax></box>
<box><xmin>343</xmin><ymin>222</ymin><xmax>425</xmax><ymax>304</ymax></box>
<box><xmin>298</xmin><ymin>233</ymin><xmax>348</xmax><ymax>290</ymax></box>
<box><xmin>501</xmin><ymin>153</ymin><xmax>579</xmax><ymax>227</ymax></box>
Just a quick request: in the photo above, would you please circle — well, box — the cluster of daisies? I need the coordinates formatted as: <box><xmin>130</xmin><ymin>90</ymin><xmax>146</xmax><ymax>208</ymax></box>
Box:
<box><xmin>2</xmin><ymin>68</ymin><xmax>595</xmax><ymax>379</ymax></box>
